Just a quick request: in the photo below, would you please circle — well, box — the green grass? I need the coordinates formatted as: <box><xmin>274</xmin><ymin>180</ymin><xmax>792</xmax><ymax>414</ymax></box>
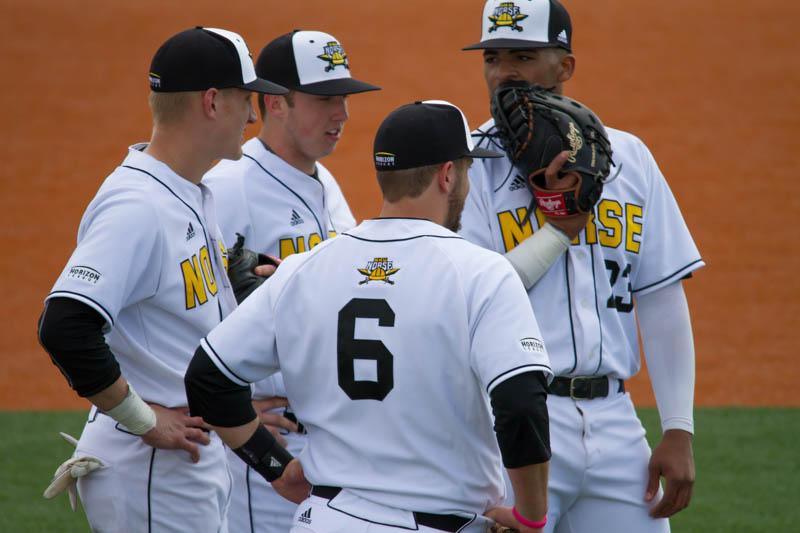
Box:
<box><xmin>0</xmin><ymin>409</ymin><xmax>797</xmax><ymax>532</ymax></box>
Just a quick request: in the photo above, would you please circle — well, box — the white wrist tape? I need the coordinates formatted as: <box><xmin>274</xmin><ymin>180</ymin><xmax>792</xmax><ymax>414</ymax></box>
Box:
<box><xmin>505</xmin><ymin>223</ymin><xmax>571</xmax><ymax>289</ymax></box>
<box><xmin>105</xmin><ymin>385</ymin><xmax>157</xmax><ymax>435</ymax></box>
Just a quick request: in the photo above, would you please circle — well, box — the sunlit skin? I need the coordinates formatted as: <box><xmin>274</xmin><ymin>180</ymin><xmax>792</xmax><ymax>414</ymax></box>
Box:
<box><xmin>216</xmin><ymin>88</ymin><xmax>258</xmax><ymax>161</ymax></box>
<box><xmin>261</xmin><ymin>92</ymin><xmax>349</xmax><ymax>175</ymax></box>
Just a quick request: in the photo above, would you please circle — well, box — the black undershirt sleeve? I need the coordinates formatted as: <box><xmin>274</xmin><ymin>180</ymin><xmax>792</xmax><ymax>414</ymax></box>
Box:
<box><xmin>184</xmin><ymin>345</ymin><xmax>256</xmax><ymax>427</ymax></box>
<box><xmin>37</xmin><ymin>297</ymin><xmax>121</xmax><ymax>398</ymax></box>
<box><xmin>490</xmin><ymin>370</ymin><xmax>551</xmax><ymax>468</ymax></box>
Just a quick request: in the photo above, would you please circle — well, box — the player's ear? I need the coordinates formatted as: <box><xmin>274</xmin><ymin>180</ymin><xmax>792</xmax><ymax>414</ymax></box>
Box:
<box><xmin>437</xmin><ymin>161</ymin><xmax>456</xmax><ymax>193</ymax></box>
<box><xmin>557</xmin><ymin>53</ymin><xmax>575</xmax><ymax>83</ymax></box>
<box><xmin>201</xmin><ymin>88</ymin><xmax>220</xmax><ymax>119</ymax></box>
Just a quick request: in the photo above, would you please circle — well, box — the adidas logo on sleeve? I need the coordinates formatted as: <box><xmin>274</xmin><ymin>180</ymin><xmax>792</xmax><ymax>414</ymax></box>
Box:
<box><xmin>186</xmin><ymin>222</ymin><xmax>196</xmax><ymax>241</ymax></box>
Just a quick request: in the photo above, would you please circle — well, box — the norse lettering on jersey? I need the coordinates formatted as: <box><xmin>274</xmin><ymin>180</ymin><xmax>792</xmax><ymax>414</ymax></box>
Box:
<box><xmin>496</xmin><ymin>199</ymin><xmax>644</xmax><ymax>254</ymax></box>
<box><xmin>180</xmin><ymin>245</ymin><xmax>219</xmax><ymax>310</ymax></box>
<box><xmin>278</xmin><ymin>230</ymin><xmax>338</xmax><ymax>259</ymax></box>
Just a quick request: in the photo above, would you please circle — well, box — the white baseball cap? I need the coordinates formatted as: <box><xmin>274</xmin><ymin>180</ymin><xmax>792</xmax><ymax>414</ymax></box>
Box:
<box><xmin>463</xmin><ymin>0</ymin><xmax>572</xmax><ymax>52</ymax></box>
<box><xmin>256</xmin><ymin>30</ymin><xmax>381</xmax><ymax>96</ymax></box>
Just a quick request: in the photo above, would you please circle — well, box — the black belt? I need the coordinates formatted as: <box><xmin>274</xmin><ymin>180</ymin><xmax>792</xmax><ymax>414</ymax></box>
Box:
<box><xmin>311</xmin><ymin>486</ymin><xmax>472</xmax><ymax>532</ymax></box>
<box><xmin>548</xmin><ymin>376</ymin><xmax>624</xmax><ymax>399</ymax></box>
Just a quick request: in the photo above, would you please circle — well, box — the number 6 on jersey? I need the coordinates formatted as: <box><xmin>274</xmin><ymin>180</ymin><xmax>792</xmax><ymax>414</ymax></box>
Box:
<box><xmin>337</xmin><ymin>298</ymin><xmax>395</xmax><ymax>400</ymax></box>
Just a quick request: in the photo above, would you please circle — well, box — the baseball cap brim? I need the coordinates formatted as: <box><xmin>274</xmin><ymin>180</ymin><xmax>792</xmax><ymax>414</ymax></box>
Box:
<box><xmin>240</xmin><ymin>77</ymin><xmax>289</xmax><ymax>95</ymax></box>
<box><xmin>292</xmin><ymin>77</ymin><xmax>381</xmax><ymax>96</ymax></box>
<box><xmin>467</xmin><ymin>146</ymin><xmax>504</xmax><ymax>159</ymax></box>
<box><xmin>463</xmin><ymin>38</ymin><xmax>565</xmax><ymax>51</ymax></box>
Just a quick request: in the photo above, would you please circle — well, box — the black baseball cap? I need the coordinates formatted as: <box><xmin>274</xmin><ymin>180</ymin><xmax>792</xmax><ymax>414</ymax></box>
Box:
<box><xmin>373</xmin><ymin>100</ymin><xmax>502</xmax><ymax>171</ymax></box>
<box><xmin>149</xmin><ymin>27</ymin><xmax>288</xmax><ymax>94</ymax></box>
<box><xmin>463</xmin><ymin>0</ymin><xmax>572</xmax><ymax>52</ymax></box>
<box><xmin>256</xmin><ymin>30</ymin><xmax>381</xmax><ymax>96</ymax></box>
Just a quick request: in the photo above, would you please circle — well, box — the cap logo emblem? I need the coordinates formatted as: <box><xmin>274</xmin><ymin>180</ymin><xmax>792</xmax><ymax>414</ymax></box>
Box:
<box><xmin>566</xmin><ymin>122</ymin><xmax>583</xmax><ymax>163</ymax></box>
<box><xmin>317</xmin><ymin>41</ymin><xmax>349</xmax><ymax>72</ymax></box>
<box><xmin>488</xmin><ymin>2</ymin><xmax>528</xmax><ymax>33</ymax></box>
<box><xmin>374</xmin><ymin>152</ymin><xmax>396</xmax><ymax>168</ymax></box>
<box><xmin>148</xmin><ymin>73</ymin><xmax>161</xmax><ymax>89</ymax></box>
<box><xmin>358</xmin><ymin>257</ymin><xmax>400</xmax><ymax>285</ymax></box>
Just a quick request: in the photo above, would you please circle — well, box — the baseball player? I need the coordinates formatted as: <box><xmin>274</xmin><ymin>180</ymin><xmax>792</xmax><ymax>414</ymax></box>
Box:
<box><xmin>37</xmin><ymin>28</ymin><xmax>287</xmax><ymax>532</ymax></box>
<box><xmin>186</xmin><ymin>101</ymin><xmax>554</xmax><ymax>532</ymax></box>
<box><xmin>203</xmin><ymin>29</ymin><xmax>380</xmax><ymax>533</ymax></box>
<box><xmin>460</xmin><ymin>1</ymin><xmax>704</xmax><ymax>531</ymax></box>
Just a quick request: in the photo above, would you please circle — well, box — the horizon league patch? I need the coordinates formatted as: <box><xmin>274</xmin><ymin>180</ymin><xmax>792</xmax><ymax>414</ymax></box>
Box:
<box><xmin>67</xmin><ymin>265</ymin><xmax>102</xmax><ymax>285</ymax></box>
<box><xmin>520</xmin><ymin>336</ymin><xmax>545</xmax><ymax>353</ymax></box>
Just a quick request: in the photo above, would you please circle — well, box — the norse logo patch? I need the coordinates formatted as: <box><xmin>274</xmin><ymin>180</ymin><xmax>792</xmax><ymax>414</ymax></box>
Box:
<box><xmin>358</xmin><ymin>257</ymin><xmax>400</xmax><ymax>285</ymax></box>
<box><xmin>488</xmin><ymin>2</ymin><xmax>528</xmax><ymax>33</ymax></box>
<box><xmin>317</xmin><ymin>41</ymin><xmax>349</xmax><ymax>72</ymax></box>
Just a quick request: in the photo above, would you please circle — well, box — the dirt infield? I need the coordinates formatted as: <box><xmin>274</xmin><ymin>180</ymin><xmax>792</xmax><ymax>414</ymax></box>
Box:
<box><xmin>2</xmin><ymin>0</ymin><xmax>798</xmax><ymax>409</ymax></box>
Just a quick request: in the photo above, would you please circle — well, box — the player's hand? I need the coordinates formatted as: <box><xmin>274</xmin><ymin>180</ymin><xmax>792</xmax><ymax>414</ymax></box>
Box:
<box><xmin>141</xmin><ymin>404</ymin><xmax>211</xmax><ymax>463</ymax></box>
<box><xmin>271</xmin><ymin>458</ymin><xmax>310</xmax><ymax>504</ymax></box>
<box><xmin>253</xmin><ymin>397</ymin><xmax>300</xmax><ymax>447</ymax></box>
<box><xmin>539</xmin><ymin>150</ymin><xmax>590</xmax><ymax>240</ymax></box>
<box><xmin>646</xmin><ymin>429</ymin><xmax>695</xmax><ymax>518</ymax></box>
<box><xmin>254</xmin><ymin>255</ymin><xmax>281</xmax><ymax>278</ymax></box>
<box><xmin>485</xmin><ymin>506</ymin><xmax>541</xmax><ymax>533</ymax></box>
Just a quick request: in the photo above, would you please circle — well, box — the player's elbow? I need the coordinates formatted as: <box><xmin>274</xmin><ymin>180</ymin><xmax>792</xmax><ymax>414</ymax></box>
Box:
<box><xmin>38</xmin><ymin>297</ymin><xmax>121</xmax><ymax>397</ymax></box>
<box><xmin>490</xmin><ymin>371</ymin><xmax>551</xmax><ymax>467</ymax></box>
<box><xmin>185</xmin><ymin>346</ymin><xmax>256</xmax><ymax>428</ymax></box>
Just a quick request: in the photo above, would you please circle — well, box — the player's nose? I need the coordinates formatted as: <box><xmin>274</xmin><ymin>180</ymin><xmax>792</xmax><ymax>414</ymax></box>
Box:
<box><xmin>333</xmin><ymin>96</ymin><xmax>349</xmax><ymax>122</ymax></box>
<box><xmin>247</xmin><ymin>104</ymin><xmax>257</xmax><ymax>124</ymax></box>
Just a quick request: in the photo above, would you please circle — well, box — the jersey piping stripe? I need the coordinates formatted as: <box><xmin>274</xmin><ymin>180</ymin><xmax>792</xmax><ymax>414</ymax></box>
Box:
<box><xmin>590</xmin><ymin>244</ymin><xmax>604</xmax><ymax>375</ymax></box>
<box><xmin>631</xmin><ymin>259</ymin><xmax>704</xmax><ymax>294</ymax></box>
<box><xmin>121</xmin><ymin>165</ymin><xmax>223</xmax><ymax>321</ymax></box>
<box><xmin>486</xmin><ymin>363</ymin><xmax>552</xmax><ymax>392</ymax></box>
<box><xmin>47</xmin><ymin>290</ymin><xmax>115</xmax><ymax>327</ymax></box>
<box><xmin>242</xmin><ymin>154</ymin><xmax>325</xmax><ymax>237</ymax></box>
<box><xmin>341</xmin><ymin>233</ymin><xmax>463</xmax><ymax>243</ymax></box>
<box><xmin>564</xmin><ymin>254</ymin><xmax>579</xmax><ymax>374</ymax></box>
<box><xmin>246</xmin><ymin>465</ymin><xmax>254</xmax><ymax>533</ymax></box>
<box><xmin>147</xmin><ymin>448</ymin><xmax>156</xmax><ymax>533</ymax></box>
<box><xmin>202</xmin><ymin>338</ymin><xmax>250</xmax><ymax>386</ymax></box>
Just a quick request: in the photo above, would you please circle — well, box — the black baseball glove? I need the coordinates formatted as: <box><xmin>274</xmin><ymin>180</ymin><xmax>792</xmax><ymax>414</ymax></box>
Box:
<box><xmin>491</xmin><ymin>82</ymin><xmax>617</xmax><ymax>218</ymax></box>
<box><xmin>226</xmin><ymin>233</ymin><xmax>279</xmax><ymax>304</ymax></box>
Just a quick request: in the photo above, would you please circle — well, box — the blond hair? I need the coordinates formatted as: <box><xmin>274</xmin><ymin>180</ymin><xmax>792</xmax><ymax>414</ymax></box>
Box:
<box><xmin>148</xmin><ymin>91</ymin><xmax>194</xmax><ymax>124</ymax></box>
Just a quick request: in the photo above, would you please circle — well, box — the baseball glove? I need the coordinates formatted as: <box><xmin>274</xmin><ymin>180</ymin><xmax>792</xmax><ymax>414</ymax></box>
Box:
<box><xmin>491</xmin><ymin>82</ymin><xmax>616</xmax><ymax>219</ymax></box>
<box><xmin>227</xmin><ymin>233</ymin><xmax>278</xmax><ymax>304</ymax></box>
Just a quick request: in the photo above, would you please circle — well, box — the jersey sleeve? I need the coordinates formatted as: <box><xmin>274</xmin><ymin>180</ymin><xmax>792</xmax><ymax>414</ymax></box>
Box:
<box><xmin>459</xmin><ymin>162</ymin><xmax>497</xmax><ymax>250</ymax></box>
<box><xmin>204</xmin><ymin>167</ymin><xmax>254</xmax><ymax>249</ymax></box>
<box><xmin>201</xmin><ymin>254</ymin><xmax>303</xmax><ymax>386</ymax></box>
<box><xmin>632</xmin><ymin>143</ymin><xmax>704</xmax><ymax>296</ymax></box>
<box><xmin>47</xmin><ymin>191</ymin><xmax>162</xmax><ymax>327</ymax></box>
<box><xmin>467</xmin><ymin>255</ymin><xmax>552</xmax><ymax>393</ymax></box>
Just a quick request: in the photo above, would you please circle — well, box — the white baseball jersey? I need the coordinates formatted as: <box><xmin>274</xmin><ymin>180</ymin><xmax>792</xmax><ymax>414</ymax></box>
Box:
<box><xmin>47</xmin><ymin>144</ymin><xmax>237</xmax><ymax>407</ymax></box>
<box><xmin>204</xmin><ymin>137</ymin><xmax>356</xmax><ymax>532</ymax></box>
<box><xmin>204</xmin><ymin>137</ymin><xmax>356</xmax><ymax>399</ymax></box>
<box><xmin>204</xmin><ymin>137</ymin><xmax>355</xmax><ymax>260</ymax></box>
<box><xmin>202</xmin><ymin>218</ymin><xmax>552</xmax><ymax>516</ymax></box>
<box><xmin>461</xmin><ymin>120</ymin><xmax>705</xmax><ymax>378</ymax></box>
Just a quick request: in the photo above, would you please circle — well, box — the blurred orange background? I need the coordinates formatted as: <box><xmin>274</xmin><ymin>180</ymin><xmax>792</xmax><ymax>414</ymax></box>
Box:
<box><xmin>1</xmin><ymin>0</ymin><xmax>798</xmax><ymax>409</ymax></box>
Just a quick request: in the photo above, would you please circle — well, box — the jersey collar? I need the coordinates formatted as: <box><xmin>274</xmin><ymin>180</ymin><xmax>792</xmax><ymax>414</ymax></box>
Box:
<box><xmin>243</xmin><ymin>138</ymin><xmax>323</xmax><ymax>188</ymax></box>
<box><xmin>347</xmin><ymin>217</ymin><xmax>460</xmax><ymax>240</ymax></box>
<box><xmin>123</xmin><ymin>144</ymin><xmax>204</xmax><ymax>204</ymax></box>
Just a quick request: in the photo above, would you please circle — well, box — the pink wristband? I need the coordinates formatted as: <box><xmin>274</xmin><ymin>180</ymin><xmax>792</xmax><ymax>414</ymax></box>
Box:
<box><xmin>512</xmin><ymin>506</ymin><xmax>547</xmax><ymax>529</ymax></box>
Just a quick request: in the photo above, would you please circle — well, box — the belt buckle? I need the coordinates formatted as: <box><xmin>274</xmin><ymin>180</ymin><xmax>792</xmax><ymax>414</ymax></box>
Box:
<box><xmin>569</xmin><ymin>377</ymin><xmax>590</xmax><ymax>400</ymax></box>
